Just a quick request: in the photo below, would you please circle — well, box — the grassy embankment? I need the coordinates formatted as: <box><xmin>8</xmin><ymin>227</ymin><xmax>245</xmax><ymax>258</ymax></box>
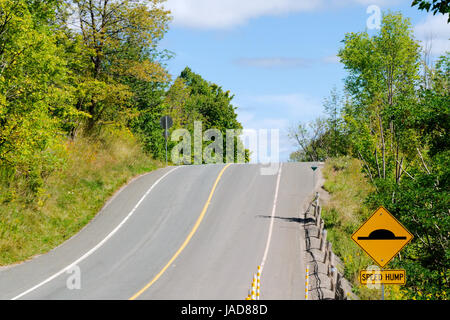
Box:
<box><xmin>321</xmin><ymin>157</ymin><xmax>406</xmax><ymax>300</ymax></box>
<box><xmin>0</xmin><ymin>131</ymin><xmax>161</xmax><ymax>266</ymax></box>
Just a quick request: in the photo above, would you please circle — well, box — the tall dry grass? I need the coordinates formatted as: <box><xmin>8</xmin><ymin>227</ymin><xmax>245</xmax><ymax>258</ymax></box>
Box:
<box><xmin>0</xmin><ymin>129</ymin><xmax>161</xmax><ymax>265</ymax></box>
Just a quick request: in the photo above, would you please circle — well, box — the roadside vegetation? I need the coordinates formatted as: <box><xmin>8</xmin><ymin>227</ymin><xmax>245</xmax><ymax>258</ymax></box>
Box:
<box><xmin>0</xmin><ymin>129</ymin><xmax>161</xmax><ymax>265</ymax></box>
<box><xmin>0</xmin><ymin>1</ymin><xmax>246</xmax><ymax>265</ymax></box>
<box><xmin>321</xmin><ymin>156</ymin><xmax>407</xmax><ymax>300</ymax></box>
<box><xmin>290</xmin><ymin>12</ymin><xmax>449</xmax><ymax>300</ymax></box>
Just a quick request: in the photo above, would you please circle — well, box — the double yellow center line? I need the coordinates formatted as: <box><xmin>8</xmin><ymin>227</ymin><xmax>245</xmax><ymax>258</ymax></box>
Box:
<box><xmin>129</xmin><ymin>163</ymin><xmax>232</xmax><ymax>300</ymax></box>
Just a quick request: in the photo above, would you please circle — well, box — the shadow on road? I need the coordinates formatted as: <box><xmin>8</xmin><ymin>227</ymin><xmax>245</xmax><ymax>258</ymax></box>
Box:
<box><xmin>256</xmin><ymin>215</ymin><xmax>315</xmax><ymax>224</ymax></box>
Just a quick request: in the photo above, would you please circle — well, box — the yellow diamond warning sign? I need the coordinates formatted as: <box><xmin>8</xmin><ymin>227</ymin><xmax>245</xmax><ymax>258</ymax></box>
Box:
<box><xmin>352</xmin><ymin>206</ymin><xmax>413</xmax><ymax>268</ymax></box>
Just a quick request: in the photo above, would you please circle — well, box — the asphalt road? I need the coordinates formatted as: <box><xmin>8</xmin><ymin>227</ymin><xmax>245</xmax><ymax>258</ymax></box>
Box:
<box><xmin>0</xmin><ymin>163</ymin><xmax>317</xmax><ymax>300</ymax></box>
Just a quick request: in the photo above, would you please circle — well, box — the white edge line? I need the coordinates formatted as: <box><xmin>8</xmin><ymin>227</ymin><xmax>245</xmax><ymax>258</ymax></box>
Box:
<box><xmin>11</xmin><ymin>166</ymin><xmax>180</xmax><ymax>300</ymax></box>
<box><xmin>260</xmin><ymin>163</ymin><xmax>282</xmax><ymax>273</ymax></box>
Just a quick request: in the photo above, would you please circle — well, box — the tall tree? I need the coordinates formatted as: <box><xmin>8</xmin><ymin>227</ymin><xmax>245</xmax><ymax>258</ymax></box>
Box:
<box><xmin>150</xmin><ymin>67</ymin><xmax>249</xmax><ymax>163</ymax></box>
<box><xmin>338</xmin><ymin>12</ymin><xmax>421</xmax><ymax>183</ymax></box>
<box><xmin>179</xmin><ymin>67</ymin><xmax>243</xmax><ymax>132</ymax></box>
<box><xmin>65</xmin><ymin>0</ymin><xmax>172</xmax><ymax>132</ymax></box>
<box><xmin>323</xmin><ymin>87</ymin><xmax>346</xmax><ymax>157</ymax></box>
<box><xmin>0</xmin><ymin>0</ymin><xmax>81</xmax><ymax>193</ymax></box>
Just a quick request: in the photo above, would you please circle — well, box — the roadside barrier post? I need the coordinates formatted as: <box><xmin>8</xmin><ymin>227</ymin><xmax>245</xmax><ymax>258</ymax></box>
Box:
<box><xmin>320</xmin><ymin>230</ymin><xmax>327</xmax><ymax>251</ymax></box>
<box><xmin>330</xmin><ymin>267</ymin><xmax>338</xmax><ymax>292</ymax></box>
<box><xmin>323</xmin><ymin>241</ymin><xmax>329</xmax><ymax>263</ymax></box>
<box><xmin>328</xmin><ymin>242</ymin><xmax>333</xmax><ymax>265</ymax></box>
<box><xmin>316</xmin><ymin>206</ymin><xmax>321</xmax><ymax>227</ymax></box>
<box><xmin>318</xmin><ymin>219</ymin><xmax>323</xmax><ymax>238</ymax></box>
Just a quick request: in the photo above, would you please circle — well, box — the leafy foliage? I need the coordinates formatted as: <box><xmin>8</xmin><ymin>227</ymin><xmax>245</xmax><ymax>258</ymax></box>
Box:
<box><xmin>290</xmin><ymin>12</ymin><xmax>449</xmax><ymax>299</ymax></box>
<box><xmin>61</xmin><ymin>0</ymin><xmax>172</xmax><ymax>133</ymax></box>
<box><xmin>1</xmin><ymin>1</ymin><xmax>247</xmax><ymax>210</ymax></box>
<box><xmin>146</xmin><ymin>67</ymin><xmax>250</xmax><ymax>163</ymax></box>
<box><xmin>412</xmin><ymin>0</ymin><xmax>450</xmax><ymax>22</ymax></box>
<box><xmin>0</xmin><ymin>0</ymin><xmax>83</xmax><ymax>197</ymax></box>
<box><xmin>339</xmin><ymin>14</ymin><xmax>449</xmax><ymax>299</ymax></box>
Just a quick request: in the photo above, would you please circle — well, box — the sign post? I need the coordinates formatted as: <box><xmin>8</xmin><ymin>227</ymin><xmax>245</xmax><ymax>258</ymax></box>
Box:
<box><xmin>160</xmin><ymin>115</ymin><xmax>173</xmax><ymax>167</ymax></box>
<box><xmin>352</xmin><ymin>206</ymin><xmax>413</xmax><ymax>300</ymax></box>
<box><xmin>311</xmin><ymin>165</ymin><xmax>318</xmax><ymax>194</ymax></box>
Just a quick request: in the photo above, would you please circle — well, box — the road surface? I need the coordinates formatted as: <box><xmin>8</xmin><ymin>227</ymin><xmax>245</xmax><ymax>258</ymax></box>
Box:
<box><xmin>0</xmin><ymin>163</ymin><xmax>317</xmax><ymax>300</ymax></box>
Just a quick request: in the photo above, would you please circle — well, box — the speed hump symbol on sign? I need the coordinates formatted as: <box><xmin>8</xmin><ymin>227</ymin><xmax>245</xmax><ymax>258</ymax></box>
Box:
<box><xmin>352</xmin><ymin>206</ymin><xmax>413</xmax><ymax>268</ymax></box>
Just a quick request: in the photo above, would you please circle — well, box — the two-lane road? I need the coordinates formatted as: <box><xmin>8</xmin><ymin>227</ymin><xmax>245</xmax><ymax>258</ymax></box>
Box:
<box><xmin>0</xmin><ymin>163</ymin><xmax>316</xmax><ymax>300</ymax></box>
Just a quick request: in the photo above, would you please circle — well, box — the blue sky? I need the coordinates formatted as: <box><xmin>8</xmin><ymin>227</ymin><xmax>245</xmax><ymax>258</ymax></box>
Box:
<box><xmin>160</xmin><ymin>0</ymin><xmax>449</xmax><ymax>162</ymax></box>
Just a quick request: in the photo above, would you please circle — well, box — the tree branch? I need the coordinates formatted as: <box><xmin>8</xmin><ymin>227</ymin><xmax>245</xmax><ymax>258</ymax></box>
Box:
<box><xmin>417</xmin><ymin>147</ymin><xmax>431</xmax><ymax>174</ymax></box>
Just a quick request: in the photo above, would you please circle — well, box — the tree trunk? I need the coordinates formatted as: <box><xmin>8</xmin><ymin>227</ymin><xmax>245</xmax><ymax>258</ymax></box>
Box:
<box><xmin>358</xmin><ymin>151</ymin><xmax>374</xmax><ymax>184</ymax></box>
<box><xmin>378</xmin><ymin>111</ymin><xmax>386</xmax><ymax>179</ymax></box>
<box><xmin>375</xmin><ymin>149</ymin><xmax>381</xmax><ymax>179</ymax></box>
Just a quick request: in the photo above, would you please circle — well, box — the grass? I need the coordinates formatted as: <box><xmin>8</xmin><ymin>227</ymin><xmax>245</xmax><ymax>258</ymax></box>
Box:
<box><xmin>0</xmin><ymin>130</ymin><xmax>162</xmax><ymax>266</ymax></box>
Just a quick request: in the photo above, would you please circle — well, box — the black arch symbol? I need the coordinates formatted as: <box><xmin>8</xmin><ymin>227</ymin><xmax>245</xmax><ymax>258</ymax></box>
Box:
<box><xmin>357</xmin><ymin>229</ymin><xmax>407</xmax><ymax>240</ymax></box>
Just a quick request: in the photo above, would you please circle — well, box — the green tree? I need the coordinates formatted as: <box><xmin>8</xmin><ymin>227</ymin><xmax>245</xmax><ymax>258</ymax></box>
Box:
<box><xmin>146</xmin><ymin>67</ymin><xmax>249</xmax><ymax>163</ymax></box>
<box><xmin>179</xmin><ymin>67</ymin><xmax>243</xmax><ymax>131</ymax></box>
<box><xmin>180</xmin><ymin>67</ymin><xmax>249</xmax><ymax>163</ymax></box>
<box><xmin>338</xmin><ymin>12</ymin><xmax>448</xmax><ymax>299</ymax></box>
<box><xmin>63</xmin><ymin>0</ymin><xmax>172</xmax><ymax>133</ymax></box>
<box><xmin>323</xmin><ymin>87</ymin><xmax>349</xmax><ymax>157</ymax></box>
<box><xmin>0</xmin><ymin>0</ymin><xmax>82</xmax><ymax>196</ymax></box>
<box><xmin>338</xmin><ymin>12</ymin><xmax>421</xmax><ymax>182</ymax></box>
<box><xmin>412</xmin><ymin>0</ymin><xmax>450</xmax><ymax>22</ymax></box>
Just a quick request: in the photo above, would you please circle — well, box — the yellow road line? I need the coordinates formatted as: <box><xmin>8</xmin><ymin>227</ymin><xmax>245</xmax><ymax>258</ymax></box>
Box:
<box><xmin>129</xmin><ymin>163</ymin><xmax>232</xmax><ymax>300</ymax></box>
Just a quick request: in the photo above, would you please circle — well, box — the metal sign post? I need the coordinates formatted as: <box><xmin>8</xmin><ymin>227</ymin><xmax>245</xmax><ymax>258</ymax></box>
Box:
<box><xmin>160</xmin><ymin>115</ymin><xmax>173</xmax><ymax>167</ymax></box>
<box><xmin>165</xmin><ymin>117</ymin><xmax>168</xmax><ymax>166</ymax></box>
<box><xmin>311</xmin><ymin>166</ymin><xmax>318</xmax><ymax>194</ymax></box>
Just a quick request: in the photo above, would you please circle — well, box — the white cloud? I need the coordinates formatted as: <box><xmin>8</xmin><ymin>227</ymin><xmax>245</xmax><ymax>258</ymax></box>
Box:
<box><xmin>164</xmin><ymin>0</ymin><xmax>395</xmax><ymax>29</ymax></box>
<box><xmin>414</xmin><ymin>14</ymin><xmax>450</xmax><ymax>56</ymax></box>
<box><xmin>165</xmin><ymin>0</ymin><xmax>320</xmax><ymax>29</ymax></box>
